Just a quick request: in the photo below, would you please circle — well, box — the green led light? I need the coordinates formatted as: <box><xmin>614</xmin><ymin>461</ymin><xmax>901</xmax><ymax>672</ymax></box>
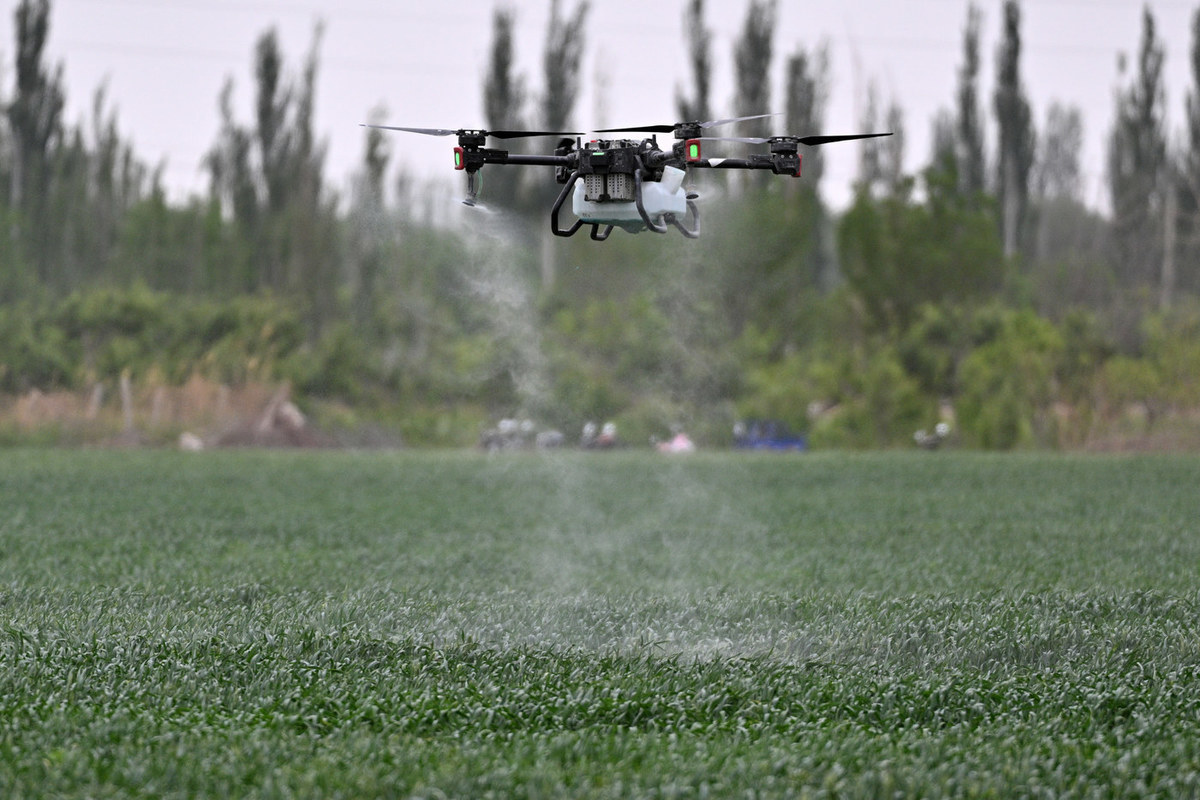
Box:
<box><xmin>688</xmin><ymin>143</ymin><xmax>700</xmax><ymax>159</ymax></box>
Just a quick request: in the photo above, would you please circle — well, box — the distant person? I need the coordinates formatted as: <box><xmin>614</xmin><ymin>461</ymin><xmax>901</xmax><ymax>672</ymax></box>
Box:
<box><xmin>595</xmin><ymin>421</ymin><xmax>618</xmax><ymax>448</ymax></box>
<box><xmin>657</xmin><ymin>428</ymin><xmax>695</xmax><ymax>454</ymax></box>
<box><xmin>581</xmin><ymin>421</ymin><xmax>598</xmax><ymax>448</ymax></box>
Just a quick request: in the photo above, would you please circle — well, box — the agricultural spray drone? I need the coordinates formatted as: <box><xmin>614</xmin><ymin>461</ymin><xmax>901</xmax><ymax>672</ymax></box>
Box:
<box><xmin>361</xmin><ymin>115</ymin><xmax>890</xmax><ymax>240</ymax></box>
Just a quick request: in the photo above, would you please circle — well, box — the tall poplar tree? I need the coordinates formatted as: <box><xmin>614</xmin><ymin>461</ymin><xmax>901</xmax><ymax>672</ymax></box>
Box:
<box><xmin>541</xmin><ymin>0</ymin><xmax>588</xmax><ymax>133</ymax></box>
<box><xmin>349</xmin><ymin>111</ymin><xmax>389</xmax><ymax>328</ymax></box>
<box><xmin>254</xmin><ymin>29</ymin><xmax>292</xmax><ymax>293</ymax></box>
<box><xmin>993</xmin><ymin>0</ymin><xmax>1035</xmax><ymax>259</ymax></box>
<box><xmin>677</xmin><ymin>0</ymin><xmax>713</xmax><ymax>124</ymax></box>
<box><xmin>204</xmin><ymin>25</ymin><xmax>334</xmax><ymax>325</ymax></box>
<box><xmin>538</xmin><ymin>0</ymin><xmax>588</xmax><ymax>291</ymax></box>
<box><xmin>784</xmin><ymin>43</ymin><xmax>829</xmax><ymax>187</ymax></box>
<box><xmin>1029</xmin><ymin>101</ymin><xmax>1113</xmax><ymax>309</ymax></box>
<box><xmin>205</xmin><ymin>79</ymin><xmax>259</xmax><ymax>293</ymax></box>
<box><xmin>929</xmin><ymin>109</ymin><xmax>958</xmax><ymax>178</ymax></box>
<box><xmin>880</xmin><ymin>103</ymin><xmax>906</xmax><ymax>193</ymax></box>
<box><xmin>1107</xmin><ymin>6</ymin><xmax>1166</xmax><ymax>290</ymax></box>
<box><xmin>1178</xmin><ymin>7</ymin><xmax>1200</xmax><ymax>295</ymax></box>
<box><xmin>1036</xmin><ymin>103</ymin><xmax>1083</xmax><ymax>202</ymax></box>
<box><xmin>783</xmin><ymin>42</ymin><xmax>832</xmax><ymax>289</ymax></box>
<box><xmin>733</xmin><ymin>0</ymin><xmax>777</xmax><ymax>145</ymax></box>
<box><xmin>856</xmin><ymin>83</ymin><xmax>904</xmax><ymax>196</ymax></box>
<box><xmin>7</xmin><ymin>0</ymin><xmax>64</xmax><ymax>280</ymax></box>
<box><xmin>288</xmin><ymin>24</ymin><xmax>337</xmax><ymax>333</ymax></box>
<box><xmin>483</xmin><ymin>8</ymin><xmax>526</xmax><ymax>210</ymax></box>
<box><xmin>856</xmin><ymin>82</ymin><xmax>884</xmax><ymax>193</ymax></box>
<box><xmin>957</xmin><ymin>3</ymin><xmax>986</xmax><ymax>198</ymax></box>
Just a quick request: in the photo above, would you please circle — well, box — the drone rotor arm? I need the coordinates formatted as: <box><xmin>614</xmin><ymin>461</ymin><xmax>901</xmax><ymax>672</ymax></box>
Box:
<box><xmin>687</xmin><ymin>157</ymin><xmax>772</xmax><ymax>171</ymax></box>
<box><xmin>493</xmin><ymin>153</ymin><xmax>574</xmax><ymax>167</ymax></box>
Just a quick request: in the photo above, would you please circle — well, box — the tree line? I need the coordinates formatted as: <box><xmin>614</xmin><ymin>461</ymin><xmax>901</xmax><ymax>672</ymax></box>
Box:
<box><xmin>1</xmin><ymin>0</ymin><xmax>1199</xmax><ymax>449</ymax></box>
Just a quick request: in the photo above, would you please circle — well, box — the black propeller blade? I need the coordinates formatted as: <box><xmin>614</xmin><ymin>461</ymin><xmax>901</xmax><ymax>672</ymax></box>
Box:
<box><xmin>593</xmin><ymin>113</ymin><xmax>780</xmax><ymax>135</ymax></box>
<box><xmin>360</xmin><ymin>124</ymin><xmax>581</xmax><ymax>140</ymax></box>
<box><xmin>698</xmin><ymin>132</ymin><xmax>893</xmax><ymax>146</ymax></box>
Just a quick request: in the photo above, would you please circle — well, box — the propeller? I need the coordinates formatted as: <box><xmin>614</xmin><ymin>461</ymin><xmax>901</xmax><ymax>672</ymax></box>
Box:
<box><xmin>698</xmin><ymin>132</ymin><xmax>893</xmax><ymax>147</ymax></box>
<box><xmin>360</xmin><ymin>124</ymin><xmax>582</xmax><ymax>140</ymax></box>
<box><xmin>593</xmin><ymin>113</ymin><xmax>780</xmax><ymax>135</ymax></box>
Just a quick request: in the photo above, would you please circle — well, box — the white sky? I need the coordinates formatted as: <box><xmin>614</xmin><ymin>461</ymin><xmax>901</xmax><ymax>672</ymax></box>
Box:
<box><xmin>1</xmin><ymin>0</ymin><xmax>1197</xmax><ymax>210</ymax></box>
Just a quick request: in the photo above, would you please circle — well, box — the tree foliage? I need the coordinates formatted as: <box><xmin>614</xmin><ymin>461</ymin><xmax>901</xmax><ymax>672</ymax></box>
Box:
<box><xmin>541</xmin><ymin>0</ymin><xmax>589</xmax><ymax>132</ymax></box>
<box><xmin>1035</xmin><ymin>103</ymin><xmax>1083</xmax><ymax>202</ymax></box>
<box><xmin>1108</xmin><ymin>6</ymin><xmax>1167</xmax><ymax>289</ymax></box>
<box><xmin>3</xmin><ymin>0</ymin><xmax>1200</xmax><ymax>450</ymax></box>
<box><xmin>482</xmin><ymin>8</ymin><xmax>526</xmax><ymax>211</ymax></box>
<box><xmin>7</xmin><ymin>0</ymin><xmax>63</xmax><ymax>218</ymax></box>
<box><xmin>733</xmin><ymin>0</ymin><xmax>777</xmax><ymax>142</ymax></box>
<box><xmin>956</xmin><ymin>3</ymin><xmax>987</xmax><ymax>198</ymax></box>
<box><xmin>838</xmin><ymin>169</ymin><xmax>1004</xmax><ymax>333</ymax></box>
<box><xmin>676</xmin><ymin>0</ymin><xmax>713</xmax><ymax>124</ymax></box>
<box><xmin>784</xmin><ymin>42</ymin><xmax>830</xmax><ymax>187</ymax></box>
<box><xmin>856</xmin><ymin>84</ymin><xmax>905</xmax><ymax>198</ymax></box>
<box><xmin>993</xmin><ymin>0</ymin><xmax>1035</xmax><ymax>259</ymax></box>
<box><xmin>203</xmin><ymin>25</ymin><xmax>336</xmax><ymax>329</ymax></box>
<box><xmin>1177</xmin><ymin>8</ymin><xmax>1200</xmax><ymax>296</ymax></box>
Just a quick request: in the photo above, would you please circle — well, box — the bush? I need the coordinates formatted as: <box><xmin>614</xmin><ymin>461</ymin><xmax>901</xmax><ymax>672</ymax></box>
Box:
<box><xmin>805</xmin><ymin>345</ymin><xmax>929</xmax><ymax>449</ymax></box>
<box><xmin>288</xmin><ymin>323</ymin><xmax>375</xmax><ymax>401</ymax></box>
<box><xmin>0</xmin><ymin>309</ymin><xmax>75</xmax><ymax>392</ymax></box>
<box><xmin>956</xmin><ymin>310</ymin><xmax>1064</xmax><ymax>449</ymax></box>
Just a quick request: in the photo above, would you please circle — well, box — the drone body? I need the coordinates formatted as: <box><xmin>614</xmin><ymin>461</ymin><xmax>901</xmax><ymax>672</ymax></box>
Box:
<box><xmin>572</xmin><ymin>156</ymin><xmax>689</xmax><ymax>235</ymax></box>
<box><xmin>362</xmin><ymin>117</ymin><xmax>890</xmax><ymax>240</ymax></box>
<box><xmin>557</xmin><ymin>137</ymin><xmax>697</xmax><ymax>239</ymax></box>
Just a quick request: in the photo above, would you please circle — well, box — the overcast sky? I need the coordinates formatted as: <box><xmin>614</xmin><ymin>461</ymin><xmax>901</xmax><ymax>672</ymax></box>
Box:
<box><xmin>2</xmin><ymin>0</ymin><xmax>1197</xmax><ymax>210</ymax></box>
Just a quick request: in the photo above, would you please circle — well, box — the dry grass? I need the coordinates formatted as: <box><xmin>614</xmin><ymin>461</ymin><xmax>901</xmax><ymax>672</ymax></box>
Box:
<box><xmin>0</xmin><ymin>377</ymin><xmax>313</xmax><ymax>447</ymax></box>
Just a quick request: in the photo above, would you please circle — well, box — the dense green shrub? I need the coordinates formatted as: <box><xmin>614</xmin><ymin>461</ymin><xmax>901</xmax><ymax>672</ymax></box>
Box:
<box><xmin>838</xmin><ymin>172</ymin><xmax>1005</xmax><ymax>333</ymax></box>
<box><xmin>288</xmin><ymin>322</ymin><xmax>376</xmax><ymax>401</ymax></box>
<box><xmin>956</xmin><ymin>309</ymin><xmax>1064</xmax><ymax>448</ymax></box>
<box><xmin>0</xmin><ymin>308</ymin><xmax>74</xmax><ymax>392</ymax></box>
<box><xmin>4</xmin><ymin>281</ymin><xmax>1200</xmax><ymax>449</ymax></box>
<box><xmin>0</xmin><ymin>288</ymin><xmax>306</xmax><ymax>391</ymax></box>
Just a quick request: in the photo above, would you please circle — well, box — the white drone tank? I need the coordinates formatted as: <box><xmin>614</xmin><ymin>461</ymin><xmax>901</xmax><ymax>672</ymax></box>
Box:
<box><xmin>572</xmin><ymin>166</ymin><xmax>688</xmax><ymax>233</ymax></box>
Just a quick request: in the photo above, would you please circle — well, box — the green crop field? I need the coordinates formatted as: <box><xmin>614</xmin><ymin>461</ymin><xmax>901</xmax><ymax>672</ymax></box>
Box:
<box><xmin>1</xmin><ymin>449</ymin><xmax>1198</xmax><ymax>798</ymax></box>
